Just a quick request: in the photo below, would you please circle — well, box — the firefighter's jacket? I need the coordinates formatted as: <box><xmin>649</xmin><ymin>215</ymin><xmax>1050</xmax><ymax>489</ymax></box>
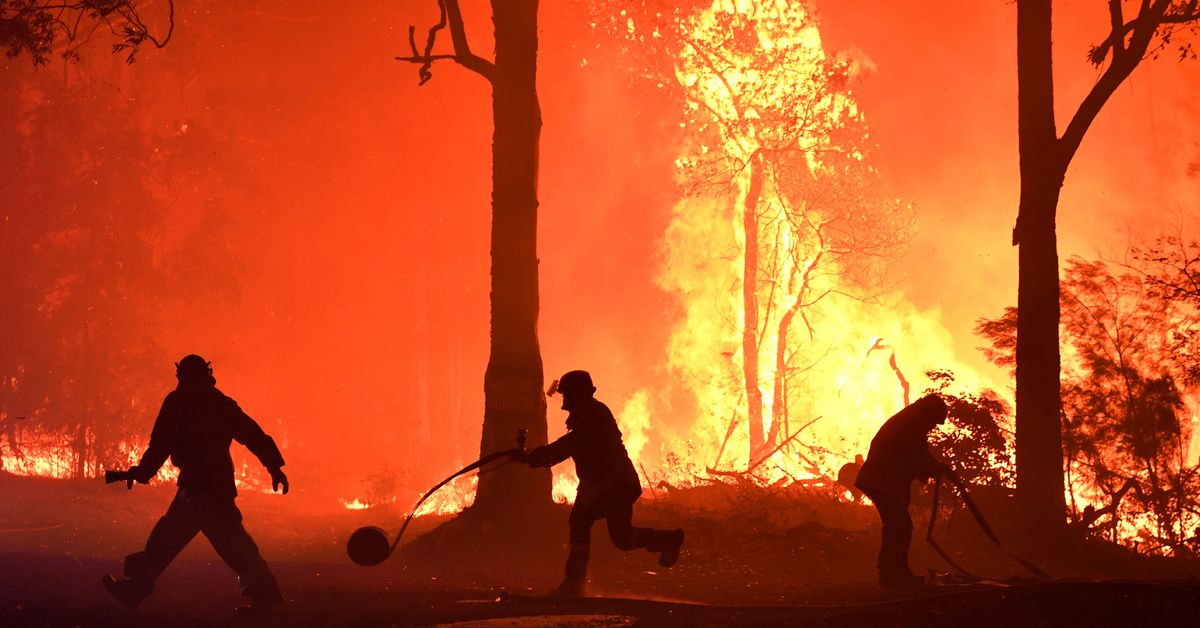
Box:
<box><xmin>854</xmin><ymin>400</ymin><xmax>943</xmax><ymax>503</ymax></box>
<box><xmin>527</xmin><ymin>397</ymin><xmax>642</xmax><ymax>507</ymax></box>
<box><xmin>133</xmin><ymin>381</ymin><xmax>285</xmax><ymax>499</ymax></box>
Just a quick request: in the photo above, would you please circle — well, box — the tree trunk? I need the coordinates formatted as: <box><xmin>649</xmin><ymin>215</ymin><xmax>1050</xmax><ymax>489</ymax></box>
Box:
<box><xmin>1014</xmin><ymin>0</ymin><xmax>1066</xmax><ymax>533</ymax></box>
<box><xmin>742</xmin><ymin>156</ymin><xmax>766</xmax><ymax>463</ymax></box>
<box><xmin>474</xmin><ymin>0</ymin><xmax>551</xmax><ymax>512</ymax></box>
<box><xmin>1014</xmin><ymin>182</ymin><xmax>1067</xmax><ymax>531</ymax></box>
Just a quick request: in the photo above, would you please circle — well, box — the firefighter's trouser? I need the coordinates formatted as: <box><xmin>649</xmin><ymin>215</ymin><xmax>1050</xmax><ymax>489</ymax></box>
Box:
<box><xmin>563</xmin><ymin>486</ymin><xmax>675</xmax><ymax>584</ymax></box>
<box><xmin>124</xmin><ymin>488</ymin><xmax>281</xmax><ymax>602</ymax></box>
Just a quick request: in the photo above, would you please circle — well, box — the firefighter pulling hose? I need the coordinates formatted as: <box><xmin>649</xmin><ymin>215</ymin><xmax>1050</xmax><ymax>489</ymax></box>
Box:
<box><xmin>855</xmin><ymin>394</ymin><xmax>1048</xmax><ymax>587</ymax></box>
<box><xmin>349</xmin><ymin>370</ymin><xmax>685</xmax><ymax>598</ymax></box>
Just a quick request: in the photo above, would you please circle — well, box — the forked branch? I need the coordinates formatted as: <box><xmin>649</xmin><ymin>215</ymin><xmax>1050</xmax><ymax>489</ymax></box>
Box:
<box><xmin>395</xmin><ymin>0</ymin><xmax>494</xmax><ymax>85</ymax></box>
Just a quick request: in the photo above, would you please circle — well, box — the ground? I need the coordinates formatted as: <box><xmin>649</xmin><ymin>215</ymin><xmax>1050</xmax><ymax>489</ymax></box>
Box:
<box><xmin>1</xmin><ymin>473</ymin><xmax>1198</xmax><ymax>626</ymax></box>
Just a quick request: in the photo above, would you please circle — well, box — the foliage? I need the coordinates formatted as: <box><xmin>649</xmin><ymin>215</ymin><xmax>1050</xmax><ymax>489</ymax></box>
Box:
<box><xmin>977</xmin><ymin>256</ymin><xmax>1200</xmax><ymax>553</ymax></box>
<box><xmin>1131</xmin><ymin>233</ymin><xmax>1200</xmax><ymax>386</ymax></box>
<box><xmin>924</xmin><ymin>369</ymin><xmax>1014</xmax><ymax>489</ymax></box>
<box><xmin>0</xmin><ymin>0</ymin><xmax>173</xmax><ymax>65</ymax></box>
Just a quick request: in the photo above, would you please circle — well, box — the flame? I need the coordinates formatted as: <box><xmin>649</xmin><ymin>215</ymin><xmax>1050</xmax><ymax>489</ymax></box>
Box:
<box><xmin>618</xmin><ymin>390</ymin><xmax>651</xmax><ymax>464</ymax></box>
<box><xmin>0</xmin><ymin>436</ymin><xmax>276</xmax><ymax>493</ymax></box>
<box><xmin>620</xmin><ymin>0</ymin><xmax>1001</xmax><ymax>486</ymax></box>
<box><xmin>553</xmin><ymin>468</ymin><xmax>580</xmax><ymax>504</ymax></box>
<box><xmin>341</xmin><ymin>472</ymin><xmax>480</xmax><ymax>514</ymax></box>
<box><xmin>340</xmin><ymin>467</ymin><xmax>580</xmax><ymax>513</ymax></box>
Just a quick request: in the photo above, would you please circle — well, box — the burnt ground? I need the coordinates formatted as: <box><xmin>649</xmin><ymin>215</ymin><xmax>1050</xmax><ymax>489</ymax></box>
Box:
<box><xmin>1</xmin><ymin>473</ymin><xmax>1198</xmax><ymax>626</ymax></box>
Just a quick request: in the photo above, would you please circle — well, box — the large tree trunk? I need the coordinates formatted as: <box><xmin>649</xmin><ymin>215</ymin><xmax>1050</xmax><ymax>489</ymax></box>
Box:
<box><xmin>1014</xmin><ymin>0</ymin><xmax>1066</xmax><ymax>534</ymax></box>
<box><xmin>474</xmin><ymin>0</ymin><xmax>551</xmax><ymax>513</ymax></box>
<box><xmin>742</xmin><ymin>156</ymin><xmax>766</xmax><ymax>463</ymax></box>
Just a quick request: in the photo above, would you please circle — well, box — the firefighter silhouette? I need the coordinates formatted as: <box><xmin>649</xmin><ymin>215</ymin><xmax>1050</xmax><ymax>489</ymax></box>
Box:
<box><xmin>102</xmin><ymin>355</ymin><xmax>289</xmax><ymax>613</ymax></box>
<box><xmin>854</xmin><ymin>394</ymin><xmax>949</xmax><ymax>588</ymax></box>
<box><xmin>516</xmin><ymin>370</ymin><xmax>685</xmax><ymax>597</ymax></box>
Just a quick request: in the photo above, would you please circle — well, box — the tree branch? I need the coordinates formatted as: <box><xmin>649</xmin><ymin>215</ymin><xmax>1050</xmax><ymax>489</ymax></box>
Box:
<box><xmin>395</xmin><ymin>0</ymin><xmax>494</xmax><ymax>85</ymax></box>
<box><xmin>1061</xmin><ymin>0</ymin><xmax>1182</xmax><ymax>166</ymax></box>
<box><xmin>1089</xmin><ymin>0</ymin><xmax>1200</xmax><ymax>66</ymax></box>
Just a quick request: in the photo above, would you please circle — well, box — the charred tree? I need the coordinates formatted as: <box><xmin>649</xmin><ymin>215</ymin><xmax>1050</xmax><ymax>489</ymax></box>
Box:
<box><xmin>1012</xmin><ymin>0</ymin><xmax>1200</xmax><ymax>535</ymax></box>
<box><xmin>399</xmin><ymin>0</ymin><xmax>551</xmax><ymax>515</ymax></box>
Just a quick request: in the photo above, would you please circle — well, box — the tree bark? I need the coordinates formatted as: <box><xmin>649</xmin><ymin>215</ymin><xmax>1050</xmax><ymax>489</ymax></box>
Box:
<box><xmin>1015</xmin><ymin>0</ymin><xmax>1066</xmax><ymax>533</ymax></box>
<box><xmin>474</xmin><ymin>0</ymin><xmax>551</xmax><ymax>512</ymax></box>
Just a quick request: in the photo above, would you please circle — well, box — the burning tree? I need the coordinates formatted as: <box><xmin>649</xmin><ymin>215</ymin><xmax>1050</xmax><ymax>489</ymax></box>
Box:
<box><xmin>670</xmin><ymin>1</ymin><xmax>910</xmax><ymax>470</ymax></box>
<box><xmin>397</xmin><ymin>0</ymin><xmax>552</xmax><ymax>513</ymax></box>
<box><xmin>1013</xmin><ymin>0</ymin><xmax>1200</xmax><ymax>534</ymax></box>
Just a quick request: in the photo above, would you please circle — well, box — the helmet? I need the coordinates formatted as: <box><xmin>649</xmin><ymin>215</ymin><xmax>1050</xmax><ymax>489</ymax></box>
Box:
<box><xmin>175</xmin><ymin>354</ymin><xmax>214</xmax><ymax>383</ymax></box>
<box><xmin>554</xmin><ymin>370</ymin><xmax>595</xmax><ymax>397</ymax></box>
<box><xmin>915</xmin><ymin>394</ymin><xmax>948</xmax><ymax>424</ymax></box>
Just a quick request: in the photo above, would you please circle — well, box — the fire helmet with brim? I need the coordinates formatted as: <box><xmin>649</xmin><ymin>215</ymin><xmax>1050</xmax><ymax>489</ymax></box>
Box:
<box><xmin>175</xmin><ymin>354</ymin><xmax>214</xmax><ymax>383</ymax></box>
<box><xmin>550</xmin><ymin>370</ymin><xmax>595</xmax><ymax>397</ymax></box>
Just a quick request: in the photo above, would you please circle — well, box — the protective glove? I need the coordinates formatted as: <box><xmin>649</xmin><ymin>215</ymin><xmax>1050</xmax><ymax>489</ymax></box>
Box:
<box><xmin>129</xmin><ymin>465</ymin><xmax>154</xmax><ymax>484</ymax></box>
<box><xmin>269</xmin><ymin>466</ymin><xmax>289</xmax><ymax>494</ymax></box>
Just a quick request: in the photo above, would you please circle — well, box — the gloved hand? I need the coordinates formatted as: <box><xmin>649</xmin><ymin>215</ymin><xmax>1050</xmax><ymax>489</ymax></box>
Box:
<box><xmin>129</xmin><ymin>465</ymin><xmax>154</xmax><ymax>485</ymax></box>
<box><xmin>269</xmin><ymin>467</ymin><xmax>289</xmax><ymax>494</ymax></box>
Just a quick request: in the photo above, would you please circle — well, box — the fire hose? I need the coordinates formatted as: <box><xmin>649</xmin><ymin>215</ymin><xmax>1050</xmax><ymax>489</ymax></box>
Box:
<box><xmin>347</xmin><ymin>427</ymin><xmax>529</xmax><ymax>566</ymax></box>
<box><xmin>926</xmin><ymin>472</ymin><xmax>1050</xmax><ymax>580</ymax></box>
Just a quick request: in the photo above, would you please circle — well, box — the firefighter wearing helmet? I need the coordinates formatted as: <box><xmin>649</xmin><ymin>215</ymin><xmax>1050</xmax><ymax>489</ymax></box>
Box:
<box><xmin>102</xmin><ymin>354</ymin><xmax>289</xmax><ymax>614</ymax></box>
<box><xmin>855</xmin><ymin>394</ymin><xmax>951</xmax><ymax>588</ymax></box>
<box><xmin>516</xmin><ymin>370</ymin><xmax>685</xmax><ymax>597</ymax></box>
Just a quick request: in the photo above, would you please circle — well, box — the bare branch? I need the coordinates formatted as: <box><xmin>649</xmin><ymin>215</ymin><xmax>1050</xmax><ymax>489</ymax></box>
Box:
<box><xmin>1061</xmin><ymin>0</ymin><xmax>1177</xmax><ymax>167</ymax></box>
<box><xmin>395</xmin><ymin>0</ymin><xmax>494</xmax><ymax>85</ymax></box>
<box><xmin>1089</xmin><ymin>0</ymin><xmax>1200</xmax><ymax>66</ymax></box>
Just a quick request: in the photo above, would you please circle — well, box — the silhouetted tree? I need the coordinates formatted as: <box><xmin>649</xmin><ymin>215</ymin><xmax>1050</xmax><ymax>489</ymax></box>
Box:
<box><xmin>1013</xmin><ymin>0</ymin><xmax>1200</xmax><ymax>534</ymax></box>
<box><xmin>398</xmin><ymin>0</ymin><xmax>551</xmax><ymax>513</ymax></box>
